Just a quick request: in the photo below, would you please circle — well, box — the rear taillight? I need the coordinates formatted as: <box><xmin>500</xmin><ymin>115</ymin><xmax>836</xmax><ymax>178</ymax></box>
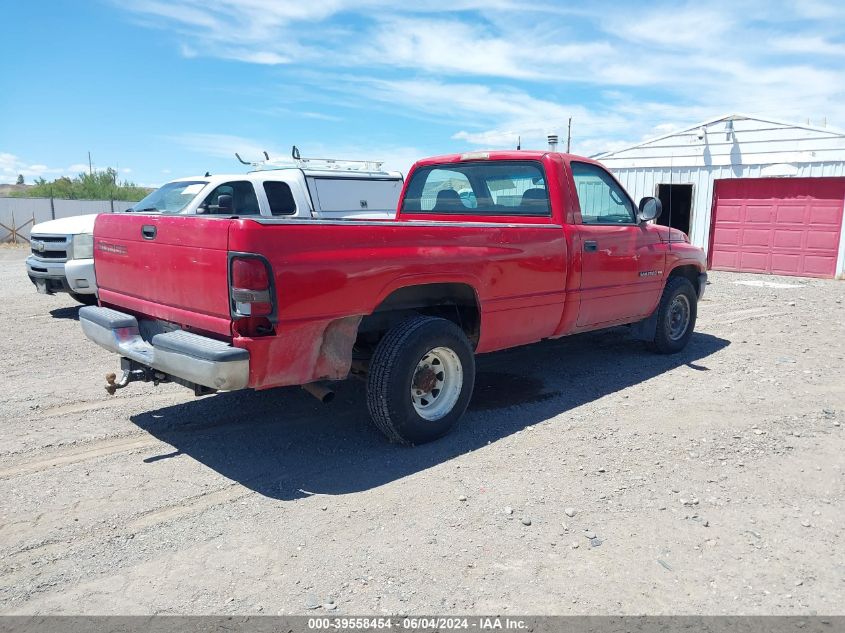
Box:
<box><xmin>230</xmin><ymin>256</ymin><xmax>273</xmax><ymax>317</ymax></box>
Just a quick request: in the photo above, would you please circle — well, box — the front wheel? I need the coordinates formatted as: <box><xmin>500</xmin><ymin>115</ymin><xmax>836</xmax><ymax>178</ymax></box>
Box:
<box><xmin>650</xmin><ymin>277</ymin><xmax>697</xmax><ymax>354</ymax></box>
<box><xmin>366</xmin><ymin>316</ymin><xmax>475</xmax><ymax>445</ymax></box>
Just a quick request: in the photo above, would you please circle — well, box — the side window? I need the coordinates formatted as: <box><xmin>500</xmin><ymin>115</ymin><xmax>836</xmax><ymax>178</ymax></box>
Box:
<box><xmin>263</xmin><ymin>181</ymin><xmax>296</xmax><ymax>216</ymax></box>
<box><xmin>202</xmin><ymin>181</ymin><xmax>260</xmax><ymax>215</ymax></box>
<box><xmin>571</xmin><ymin>162</ymin><xmax>635</xmax><ymax>224</ymax></box>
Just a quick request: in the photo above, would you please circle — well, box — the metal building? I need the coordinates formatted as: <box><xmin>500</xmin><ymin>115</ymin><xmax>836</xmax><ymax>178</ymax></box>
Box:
<box><xmin>595</xmin><ymin>114</ymin><xmax>845</xmax><ymax>279</ymax></box>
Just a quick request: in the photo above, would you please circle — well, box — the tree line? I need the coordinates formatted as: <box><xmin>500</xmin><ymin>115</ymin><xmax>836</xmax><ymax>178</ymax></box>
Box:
<box><xmin>12</xmin><ymin>169</ymin><xmax>150</xmax><ymax>201</ymax></box>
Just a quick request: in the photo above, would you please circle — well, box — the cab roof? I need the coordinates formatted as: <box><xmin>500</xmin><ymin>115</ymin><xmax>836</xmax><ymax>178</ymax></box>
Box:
<box><xmin>411</xmin><ymin>150</ymin><xmax>602</xmax><ymax>169</ymax></box>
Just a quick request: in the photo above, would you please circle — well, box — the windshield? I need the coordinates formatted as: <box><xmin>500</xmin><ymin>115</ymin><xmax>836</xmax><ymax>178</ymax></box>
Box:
<box><xmin>130</xmin><ymin>181</ymin><xmax>207</xmax><ymax>213</ymax></box>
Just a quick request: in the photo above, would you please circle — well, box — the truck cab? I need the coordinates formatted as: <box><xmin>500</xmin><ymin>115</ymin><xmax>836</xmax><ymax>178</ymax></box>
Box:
<box><xmin>129</xmin><ymin>166</ymin><xmax>403</xmax><ymax>220</ymax></box>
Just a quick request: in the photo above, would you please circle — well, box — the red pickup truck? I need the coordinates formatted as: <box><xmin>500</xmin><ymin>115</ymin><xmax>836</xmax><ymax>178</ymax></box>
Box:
<box><xmin>80</xmin><ymin>150</ymin><xmax>706</xmax><ymax>444</ymax></box>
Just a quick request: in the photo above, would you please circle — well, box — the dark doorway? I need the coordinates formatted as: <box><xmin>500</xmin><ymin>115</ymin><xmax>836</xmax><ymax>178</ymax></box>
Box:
<box><xmin>656</xmin><ymin>183</ymin><xmax>693</xmax><ymax>235</ymax></box>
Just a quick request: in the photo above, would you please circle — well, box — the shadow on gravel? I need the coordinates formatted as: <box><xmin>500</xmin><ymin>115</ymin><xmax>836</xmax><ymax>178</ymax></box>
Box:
<box><xmin>49</xmin><ymin>305</ymin><xmax>81</xmax><ymax>320</ymax></box>
<box><xmin>130</xmin><ymin>328</ymin><xmax>730</xmax><ymax>500</ymax></box>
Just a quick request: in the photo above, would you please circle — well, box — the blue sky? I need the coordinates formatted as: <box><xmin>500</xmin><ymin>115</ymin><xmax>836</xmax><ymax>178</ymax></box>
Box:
<box><xmin>2</xmin><ymin>0</ymin><xmax>845</xmax><ymax>186</ymax></box>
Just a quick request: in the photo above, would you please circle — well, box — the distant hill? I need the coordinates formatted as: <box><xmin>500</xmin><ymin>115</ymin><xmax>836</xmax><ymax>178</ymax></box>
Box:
<box><xmin>0</xmin><ymin>183</ymin><xmax>33</xmax><ymax>196</ymax></box>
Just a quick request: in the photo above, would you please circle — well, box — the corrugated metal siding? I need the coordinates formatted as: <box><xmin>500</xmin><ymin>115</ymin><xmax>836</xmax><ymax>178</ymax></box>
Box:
<box><xmin>0</xmin><ymin>197</ymin><xmax>129</xmax><ymax>241</ymax></box>
<box><xmin>610</xmin><ymin>162</ymin><xmax>845</xmax><ymax>256</ymax></box>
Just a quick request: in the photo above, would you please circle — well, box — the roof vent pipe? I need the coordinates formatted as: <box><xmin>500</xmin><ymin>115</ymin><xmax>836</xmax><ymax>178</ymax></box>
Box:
<box><xmin>548</xmin><ymin>134</ymin><xmax>559</xmax><ymax>151</ymax></box>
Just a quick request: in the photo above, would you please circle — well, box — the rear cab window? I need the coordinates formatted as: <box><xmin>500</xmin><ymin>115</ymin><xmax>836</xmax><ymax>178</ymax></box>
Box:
<box><xmin>263</xmin><ymin>181</ymin><xmax>297</xmax><ymax>216</ymax></box>
<box><xmin>402</xmin><ymin>160</ymin><xmax>551</xmax><ymax>217</ymax></box>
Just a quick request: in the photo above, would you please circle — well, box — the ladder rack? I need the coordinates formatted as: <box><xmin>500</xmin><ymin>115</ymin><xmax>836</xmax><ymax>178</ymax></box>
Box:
<box><xmin>235</xmin><ymin>146</ymin><xmax>386</xmax><ymax>173</ymax></box>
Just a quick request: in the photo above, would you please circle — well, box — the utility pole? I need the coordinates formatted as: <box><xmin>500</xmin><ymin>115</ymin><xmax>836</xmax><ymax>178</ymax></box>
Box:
<box><xmin>88</xmin><ymin>152</ymin><xmax>93</xmax><ymax>175</ymax></box>
<box><xmin>566</xmin><ymin>117</ymin><xmax>572</xmax><ymax>153</ymax></box>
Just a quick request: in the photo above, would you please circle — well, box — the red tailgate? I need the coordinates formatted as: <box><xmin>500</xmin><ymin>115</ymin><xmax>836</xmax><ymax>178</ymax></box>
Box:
<box><xmin>94</xmin><ymin>214</ymin><xmax>234</xmax><ymax>336</ymax></box>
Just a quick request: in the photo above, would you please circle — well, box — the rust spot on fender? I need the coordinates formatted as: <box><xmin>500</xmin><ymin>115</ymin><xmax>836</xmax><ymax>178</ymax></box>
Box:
<box><xmin>313</xmin><ymin>315</ymin><xmax>363</xmax><ymax>380</ymax></box>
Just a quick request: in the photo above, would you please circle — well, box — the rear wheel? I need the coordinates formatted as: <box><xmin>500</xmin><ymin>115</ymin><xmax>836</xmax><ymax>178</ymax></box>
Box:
<box><xmin>70</xmin><ymin>292</ymin><xmax>97</xmax><ymax>306</ymax></box>
<box><xmin>366</xmin><ymin>316</ymin><xmax>475</xmax><ymax>445</ymax></box>
<box><xmin>650</xmin><ymin>277</ymin><xmax>697</xmax><ymax>354</ymax></box>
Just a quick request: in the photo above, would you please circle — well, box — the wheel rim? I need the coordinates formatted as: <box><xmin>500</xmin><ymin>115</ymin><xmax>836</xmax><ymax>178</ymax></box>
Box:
<box><xmin>668</xmin><ymin>294</ymin><xmax>691</xmax><ymax>341</ymax></box>
<box><xmin>410</xmin><ymin>346</ymin><xmax>463</xmax><ymax>421</ymax></box>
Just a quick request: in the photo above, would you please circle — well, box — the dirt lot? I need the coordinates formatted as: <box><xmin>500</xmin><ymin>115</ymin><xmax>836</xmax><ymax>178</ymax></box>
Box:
<box><xmin>0</xmin><ymin>245</ymin><xmax>843</xmax><ymax>615</ymax></box>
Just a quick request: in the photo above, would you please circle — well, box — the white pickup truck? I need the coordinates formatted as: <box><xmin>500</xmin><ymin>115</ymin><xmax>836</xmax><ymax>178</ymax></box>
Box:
<box><xmin>133</xmin><ymin>165</ymin><xmax>403</xmax><ymax>218</ymax></box>
<box><xmin>26</xmin><ymin>214</ymin><xmax>98</xmax><ymax>304</ymax></box>
<box><xmin>25</xmin><ymin>161</ymin><xmax>403</xmax><ymax>302</ymax></box>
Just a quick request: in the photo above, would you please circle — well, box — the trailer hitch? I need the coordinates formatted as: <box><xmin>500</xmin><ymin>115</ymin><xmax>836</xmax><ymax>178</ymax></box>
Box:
<box><xmin>104</xmin><ymin>363</ymin><xmax>166</xmax><ymax>395</ymax></box>
<box><xmin>105</xmin><ymin>370</ymin><xmax>132</xmax><ymax>395</ymax></box>
<box><xmin>105</xmin><ymin>358</ymin><xmax>215</xmax><ymax>397</ymax></box>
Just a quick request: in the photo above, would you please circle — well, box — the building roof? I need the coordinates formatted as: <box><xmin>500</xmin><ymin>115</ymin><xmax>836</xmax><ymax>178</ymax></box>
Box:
<box><xmin>595</xmin><ymin>114</ymin><xmax>845</xmax><ymax>170</ymax></box>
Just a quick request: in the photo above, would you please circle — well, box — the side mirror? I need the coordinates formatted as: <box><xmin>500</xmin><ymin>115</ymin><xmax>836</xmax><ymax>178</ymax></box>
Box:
<box><xmin>638</xmin><ymin>197</ymin><xmax>662</xmax><ymax>222</ymax></box>
<box><xmin>217</xmin><ymin>194</ymin><xmax>233</xmax><ymax>213</ymax></box>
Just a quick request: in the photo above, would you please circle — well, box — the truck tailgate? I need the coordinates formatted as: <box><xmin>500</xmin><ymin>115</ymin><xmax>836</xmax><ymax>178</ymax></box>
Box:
<box><xmin>94</xmin><ymin>214</ymin><xmax>233</xmax><ymax>336</ymax></box>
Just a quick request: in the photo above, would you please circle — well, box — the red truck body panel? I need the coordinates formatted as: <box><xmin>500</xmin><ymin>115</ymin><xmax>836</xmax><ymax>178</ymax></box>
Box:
<box><xmin>93</xmin><ymin>151</ymin><xmax>706</xmax><ymax>390</ymax></box>
<box><xmin>95</xmin><ymin>215</ymin><xmax>233</xmax><ymax>336</ymax></box>
<box><xmin>227</xmin><ymin>219</ymin><xmax>569</xmax><ymax>387</ymax></box>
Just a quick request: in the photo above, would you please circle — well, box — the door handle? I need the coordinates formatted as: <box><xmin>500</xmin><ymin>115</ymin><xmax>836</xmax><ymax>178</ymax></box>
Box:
<box><xmin>584</xmin><ymin>240</ymin><xmax>598</xmax><ymax>252</ymax></box>
<box><xmin>141</xmin><ymin>225</ymin><xmax>157</xmax><ymax>240</ymax></box>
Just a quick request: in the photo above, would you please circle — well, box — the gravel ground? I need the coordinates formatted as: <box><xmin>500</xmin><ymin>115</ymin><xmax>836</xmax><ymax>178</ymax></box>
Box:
<box><xmin>0</xmin><ymin>245</ymin><xmax>843</xmax><ymax>615</ymax></box>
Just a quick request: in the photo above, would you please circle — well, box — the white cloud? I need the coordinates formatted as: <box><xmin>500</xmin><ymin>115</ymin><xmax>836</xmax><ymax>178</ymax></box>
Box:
<box><xmin>772</xmin><ymin>35</ymin><xmax>845</xmax><ymax>56</ymax></box>
<box><xmin>168</xmin><ymin>132</ymin><xmax>420</xmax><ymax>174</ymax></box>
<box><xmin>367</xmin><ymin>18</ymin><xmax>546</xmax><ymax>80</ymax></box>
<box><xmin>168</xmin><ymin>133</ymin><xmax>281</xmax><ymax>161</ymax></box>
<box><xmin>608</xmin><ymin>6</ymin><xmax>733</xmax><ymax>50</ymax></box>
<box><xmin>119</xmin><ymin>0</ymin><xmax>845</xmax><ymax>155</ymax></box>
<box><xmin>0</xmin><ymin>153</ymin><xmax>79</xmax><ymax>182</ymax></box>
<box><xmin>0</xmin><ymin>154</ymin><xmax>137</xmax><ymax>183</ymax></box>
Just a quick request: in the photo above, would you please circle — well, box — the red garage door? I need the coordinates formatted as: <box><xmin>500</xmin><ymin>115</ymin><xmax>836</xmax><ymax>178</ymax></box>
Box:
<box><xmin>709</xmin><ymin>178</ymin><xmax>844</xmax><ymax>278</ymax></box>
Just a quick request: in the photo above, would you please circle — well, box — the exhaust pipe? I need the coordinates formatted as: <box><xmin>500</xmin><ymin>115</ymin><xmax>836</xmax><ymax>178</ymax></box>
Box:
<box><xmin>302</xmin><ymin>382</ymin><xmax>335</xmax><ymax>404</ymax></box>
<box><xmin>548</xmin><ymin>134</ymin><xmax>559</xmax><ymax>151</ymax></box>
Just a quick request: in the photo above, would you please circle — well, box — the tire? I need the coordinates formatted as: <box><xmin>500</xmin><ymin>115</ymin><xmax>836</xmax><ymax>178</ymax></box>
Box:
<box><xmin>70</xmin><ymin>292</ymin><xmax>97</xmax><ymax>306</ymax></box>
<box><xmin>650</xmin><ymin>276</ymin><xmax>697</xmax><ymax>354</ymax></box>
<box><xmin>366</xmin><ymin>316</ymin><xmax>475</xmax><ymax>445</ymax></box>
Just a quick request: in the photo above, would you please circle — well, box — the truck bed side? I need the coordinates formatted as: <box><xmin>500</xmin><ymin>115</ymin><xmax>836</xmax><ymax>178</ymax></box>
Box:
<box><xmin>229</xmin><ymin>218</ymin><xmax>569</xmax><ymax>388</ymax></box>
<box><xmin>93</xmin><ymin>214</ymin><xmax>570</xmax><ymax>389</ymax></box>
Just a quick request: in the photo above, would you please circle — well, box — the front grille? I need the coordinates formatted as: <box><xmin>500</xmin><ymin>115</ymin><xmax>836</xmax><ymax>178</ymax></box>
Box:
<box><xmin>35</xmin><ymin>250</ymin><xmax>66</xmax><ymax>259</ymax></box>
<box><xmin>30</xmin><ymin>234</ymin><xmax>69</xmax><ymax>262</ymax></box>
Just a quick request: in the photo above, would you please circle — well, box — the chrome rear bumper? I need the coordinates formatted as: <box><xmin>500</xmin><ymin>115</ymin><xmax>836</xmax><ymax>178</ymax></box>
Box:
<box><xmin>79</xmin><ymin>306</ymin><xmax>249</xmax><ymax>391</ymax></box>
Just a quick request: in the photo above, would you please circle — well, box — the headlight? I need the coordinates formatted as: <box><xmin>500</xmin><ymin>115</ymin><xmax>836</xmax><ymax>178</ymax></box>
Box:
<box><xmin>71</xmin><ymin>233</ymin><xmax>94</xmax><ymax>260</ymax></box>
